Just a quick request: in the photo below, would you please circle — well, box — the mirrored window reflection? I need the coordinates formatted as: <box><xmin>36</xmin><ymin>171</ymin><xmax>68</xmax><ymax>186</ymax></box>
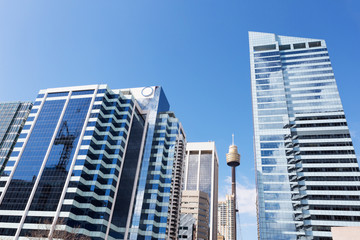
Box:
<box><xmin>29</xmin><ymin>98</ymin><xmax>91</xmax><ymax>211</ymax></box>
<box><xmin>257</xmin><ymin>96</ymin><xmax>286</xmax><ymax>103</ymax></box>
<box><xmin>186</xmin><ymin>154</ymin><xmax>198</xmax><ymax>190</ymax></box>
<box><xmin>0</xmin><ymin>102</ymin><xmax>32</xmax><ymax>174</ymax></box>
<box><xmin>0</xmin><ymin>100</ymin><xmax>65</xmax><ymax>211</ymax></box>
<box><xmin>199</xmin><ymin>153</ymin><xmax>212</xmax><ymax>197</ymax></box>
<box><xmin>112</xmin><ymin>109</ymin><xmax>145</xmax><ymax>228</ymax></box>
<box><xmin>258</xmin><ymin>116</ymin><xmax>285</xmax><ymax>123</ymax></box>
<box><xmin>264</xmin><ymin>184</ymin><xmax>290</xmax><ymax>192</ymax></box>
<box><xmin>260</xmin><ymin>135</ymin><xmax>285</xmax><ymax>141</ymax></box>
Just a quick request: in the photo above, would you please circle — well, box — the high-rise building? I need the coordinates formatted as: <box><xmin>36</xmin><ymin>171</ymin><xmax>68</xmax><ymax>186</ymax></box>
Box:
<box><xmin>0</xmin><ymin>85</ymin><xmax>186</xmax><ymax>240</ymax></box>
<box><xmin>249</xmin><ymin>31</ymin><xmax>360</xmax><ymax>240</ymax></box>
<box><xmin>180</xmin><ymin>190</ymin><xmax>210</xmax><ymax>240</ymax></box>
<box><xmin>218</xmin><ymin>194</ymin><xmax>235</xmax><ymax>240</ymax></box>
<box><xmin>0</xmin><ymin>102</ymin><xmax>32</xmax><ymax>173</ymax></box>
<box><xmin>183</xmin><ymin>142</ymin><xmax>219</xmax><ymax>240</ymax></box>
<box><xmin>178</xmin><ymin>214</ymin><xmax>197</xmax><ymax>240</ymax></box>
<box><xmin>217</xmin><ymin>235</ymin><xmax>225</xmax><ymax>240</ymax></box>
<box><xmin>165</xmin><ymin>113</ymin><xmax>186</xmax><ymax>239</ymax></box>
<box><xmin>331</xmin><ymin>227</ymin><xmax>360</xmax><ymax>240</ymax></box>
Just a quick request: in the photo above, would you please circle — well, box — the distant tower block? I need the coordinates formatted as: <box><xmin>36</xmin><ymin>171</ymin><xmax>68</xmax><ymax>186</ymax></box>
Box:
<box><xmin>226</xmin><ymin>134</ymin><xmax>240</xmax><ymax>240</ymax></box>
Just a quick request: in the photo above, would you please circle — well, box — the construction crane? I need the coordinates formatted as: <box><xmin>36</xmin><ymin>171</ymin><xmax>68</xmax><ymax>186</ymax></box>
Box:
<box><xmin>54</xmin><ymin>121</ymin><xmax>77</xmax><ymax>169</ymax></box>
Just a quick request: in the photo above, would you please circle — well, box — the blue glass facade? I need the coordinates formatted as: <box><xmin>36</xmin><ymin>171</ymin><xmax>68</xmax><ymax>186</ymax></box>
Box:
<box><xmin>1</xmin><ymin>100</ymin><xmax>66</xmax><ymax>212</ymax></box>
<box><xmin>0</xmin><ymin>85</ymin><xmax>186</xmax><ymax>240</ymax></box>
<box><xmin>131</xmin><ymin>112</ymin><xmax>185</xmax><ymax>240</ymax></box>
<box><xmin>29</xmin><ymin>98</ymin><xmax>91</xmax><ymax>213</ymax></box>
<box><xmin>250</xmin><ymin>32</ymin><xmax>360</xmax><ymax>240</ymax></box>
<box><xmin>128</xmin><ymin>89</ymin><xmax>186</xmax><ymax>240</ymax></box>
<box><xmin>0</xmin><ymin>102</ymin><xmax>32</xmax><ymax>174</ymax></box>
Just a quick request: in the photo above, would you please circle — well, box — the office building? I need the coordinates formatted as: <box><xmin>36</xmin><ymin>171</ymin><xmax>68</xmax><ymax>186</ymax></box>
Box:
<box><xmin>0</xmin><ymin>85</ymin><xmax>186</xmax><ymax>240</ymax></box>
<box><xmin>183</xmin><ymin>142</ymin><xmax>219</xmax><ymax>240</ymax></box>
<box><xmin>180</xmin><ymin>190</ymin><xmax>210</xmax><ymax>240</ymax></box>
<box><xmin>217</xmin><ymin>235</ymin><xmax>225</xmax><ymax>240</ymax></box>
<box><xmin>0</xmin><ymin>102</ymin><xmax>32</xmax><ymax>173</ymax></box>
<box><xmin>178</xmin><ymin>213</ymin><xmax>196</xmax><ymax>240</ymax></box>
<box><xmin>218</xmin><ymin>194</ymin><xmax>235</xmax><ymax>240</ymax></box>
<box><xmin>249</xmin><ymin>31</ymin><xmax>360</xmax><ymax>239</ymax></box>
<box><xmin>331</xmin><ymin>227</ymin><xmax>360</xmax><ymax>240</ymax></box>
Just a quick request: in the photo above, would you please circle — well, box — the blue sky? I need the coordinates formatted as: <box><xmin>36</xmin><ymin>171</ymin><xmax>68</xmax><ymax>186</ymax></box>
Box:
<box><xmin>1</xmin><ymin>1</ymin><xmax>360</xmax><ymax>239</ymax></box>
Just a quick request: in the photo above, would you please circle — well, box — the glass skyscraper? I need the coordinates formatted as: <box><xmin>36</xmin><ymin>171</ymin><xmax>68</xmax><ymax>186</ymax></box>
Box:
<box><xmin>249</xmin><ymin>32</ymin><xmax>360</xmax><ymax>240</ymax></box>
<box><xmin>0</xmin><ymin>102</ymin><xmax>32</xmax><ymax>173</ymax></box>
<box><xmin>0</xmin><ymin>85</ymin><xmax>186</xmax><ymax>240</ymax></box>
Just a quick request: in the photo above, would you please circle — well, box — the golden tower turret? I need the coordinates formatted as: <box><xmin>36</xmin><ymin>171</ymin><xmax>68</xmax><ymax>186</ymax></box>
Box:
<box><xmin>226</xmin><ymin>135</ymin><xmax>240</xmax><ymax>167</ymax></box>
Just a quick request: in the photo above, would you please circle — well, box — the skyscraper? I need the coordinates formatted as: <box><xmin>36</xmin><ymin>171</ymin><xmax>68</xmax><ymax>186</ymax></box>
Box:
<box><xmin>218</xmin><ymin>194</ymin><xmax>235</xmax><ymax>240</ymax></box>
<box><xmin>180</xmin><ymin>190</ymin><xmax>210</xmax><ymax>240</ymax></box>
<box><xmin>0</xmin><ymin>85</ymin><xmax>186</xmax><ymax>240</ymax></box>
<box><xmin>0</xmin><ymin>102</ymin><xmax>32</xmax><ymax>173</ymax></box>
<box><xmin>183</xmin><ymin>142</ymin><xmax>219</xmax><ymax>240</ymax></box>
<box><xmin>178</xmin><ymin>213</ymin><xmax>197</xmax><ymax>240</ymax></box>
<box><xmin>249</xmin><ymin>31</ymin><xmax>360</xmax><ymax>240</ymax></box>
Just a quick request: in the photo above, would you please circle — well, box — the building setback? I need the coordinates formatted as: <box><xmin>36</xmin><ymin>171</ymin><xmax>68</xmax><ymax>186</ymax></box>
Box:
<box><xmin>249</xmin><ymin>32</ymin><xmax>360</xmax><ymax>239</ymax></box>
<box><xmin>183</xmin><ymin>142</ymin><xmax>219</xmax><ymax>240</ymax></box>
<box><xmin>0</xmin><ymin>102</ymin><xmax>32</xmax><ymax>174</ymax></box>
<box><xmin>0</xmin><ymin>85</ymin><xmax>186</xmax><ymax>240</ymax></box>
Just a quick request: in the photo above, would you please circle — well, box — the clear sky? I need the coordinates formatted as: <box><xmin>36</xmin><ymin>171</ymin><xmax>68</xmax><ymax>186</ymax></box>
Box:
<box><xmin>1</xmin><ymin>1</ymin><xmax>360</xmax><ymax>239</ymax></box>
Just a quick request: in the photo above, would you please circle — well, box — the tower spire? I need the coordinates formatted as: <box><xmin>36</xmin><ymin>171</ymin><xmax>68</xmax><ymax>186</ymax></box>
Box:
<box><xmin>226</xmin><ymin>134</ymin><xmax>240</xmax><ymax>240</ymax></box>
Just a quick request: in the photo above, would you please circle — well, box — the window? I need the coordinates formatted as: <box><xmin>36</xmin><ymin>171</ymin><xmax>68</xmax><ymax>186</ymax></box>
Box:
<box><xmin>293</xmin><ymin>43</ymin><xmax>306</xmax><ymax>49</ymax></box>
<box><xmin>72</xmin><ymin>90</ymin><xmax>94</xmax><ymax>95</ymax></box>
<box><xmin>279</xmin><ymin>45</ymin><xmax>291</xmax><ymax>51</ymax></box>
<box><xmin>47</xmin><ymin>92</ymin><xmax>69</xmax><ymax>97</ymax></box>
<box><xmin>254</xmin><ymin>44</ymin><xmax>276</xmax><ymax>52</ymax></box>
<box><xmin>309</xmin><ymin>41</ymin><xmax>321</xmax><ymax>48</ymax></box>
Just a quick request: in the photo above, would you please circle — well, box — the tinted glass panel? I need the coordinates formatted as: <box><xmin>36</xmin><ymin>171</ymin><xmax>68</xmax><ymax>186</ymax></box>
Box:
<box><xmin>199</xmin><ymin>153</ymin><xmax>212</xmax><ymax>197</ymax></box>
<box><xmin>111</xmin><ymin>110</ymin><xmax>144</xmax><ymax>228</ymax></box>
<box><xmin>279</xmin><ymin>45</ymin><xmax>291</xmax><ymax>50</ymax></box>
<box><xmin>309</xmin><ymin>41</ymin><xmax>321</xmax><ymax>48</ymax></box>
<box><xmin>47</xmin><ymin>92</ymin><xmax>68</xmax><ymax>97</ymax></box>
<box><xmin>72</xmin><ymin>90</ymin><xmax>94</xmax><ymax>96</ymax></box>
<box><xmin>29</xmin><ymin>98</ymin><xmax>91</xmax><ymax>211</ymax></box>
<box><xmin>186</xmin><ymin>154</ymin><xmax>198</xmax><ymax>190</ymax></box>
<box><xmin>293</xmin><ymin>43</ymin><xmax>306</xmax><ymax>49</ymax></box>
<box><xmin>254</xmin><ymin>44</ymin><xmax>276</xmax><ymax>52</ymax></box>
<box><xmin>0</xmin><ymin>100</ymin><xmax>65</xmax><ymax>210</ymax></box>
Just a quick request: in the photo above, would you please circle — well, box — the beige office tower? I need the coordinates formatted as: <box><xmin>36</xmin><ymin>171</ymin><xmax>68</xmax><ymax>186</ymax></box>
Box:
<box><xmin>183</xmin><ymin>142</ymin><xmax>219</xmax><ymax>240</ymax></box>
<box><xmin>181</xmin><ymin>190</ymin><xmax>210</xmax><ymax>239</ymax></box>
<box><xmin>218</xmin><ymin>194</ymin><xmax>236</xmax><ymax>240</ymax></box>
